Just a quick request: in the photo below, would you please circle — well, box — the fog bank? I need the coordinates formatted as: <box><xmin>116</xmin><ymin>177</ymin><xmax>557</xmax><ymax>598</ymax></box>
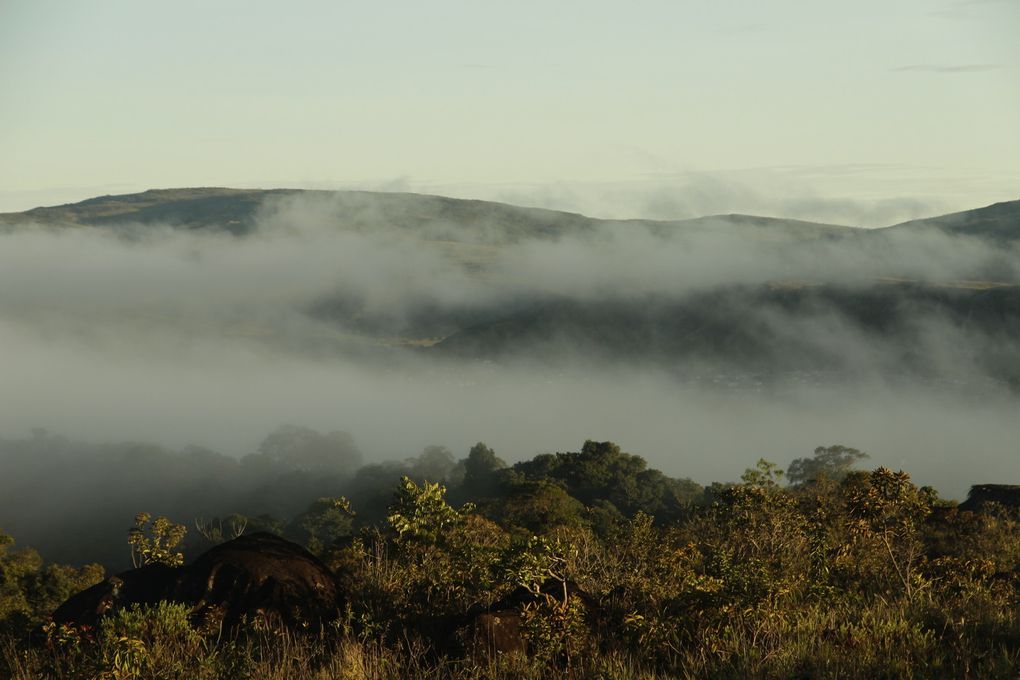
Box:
<box><xmin>1</xmin><ymin>191</ymin><xmax>1018</xmax><ymax>503</ymax></box>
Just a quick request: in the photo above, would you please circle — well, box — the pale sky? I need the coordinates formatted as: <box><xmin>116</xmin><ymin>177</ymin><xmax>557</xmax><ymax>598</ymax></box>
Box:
<box><xmin>1</xmin><ymin>0</ymin><xmax>1017</xmax><ymax>223</ymax></box>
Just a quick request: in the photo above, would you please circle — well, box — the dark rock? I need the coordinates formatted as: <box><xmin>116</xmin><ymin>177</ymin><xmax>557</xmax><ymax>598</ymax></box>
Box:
<box><xmin>51</xmin><ymin>563</ymin><xmax>180</xmax><ymax>629</ymax></box>
<box><xmin>462</xmin><ymin>610</ymin><xmax>527</xmax><ymax>658</ymax></box>
<box><xmin>47</xmin><ymin>533</ymin><xmax>339</xmax><ymax>633</ymax></box>
<box><xmin>959</xmin><ymin>485</ymin><xmax>1020</xmax><ymax>513</ymax></box>
<box><xmin>178</xmin><ymin>532</ymin><xmax>339</xmax><ymax>629</ymax></box>
<box><xmin>454</xmin><ymin>578</ymin><xmax>597</xmax><ymax>661</ymax></box>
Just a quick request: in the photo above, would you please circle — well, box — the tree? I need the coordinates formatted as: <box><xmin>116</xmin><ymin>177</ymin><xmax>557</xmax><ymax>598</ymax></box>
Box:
<box><xmin>788</xmin><ymin>445</ymin><xmax>869</xmax><ymax>486</ymax></box>
<box><xmin>245</xmin><ymin>425</ymin><xmax>362</xmax><ymax>474</ymax></box>
<box><xmin>388</xmin><ymin>477</ymin><xmax>468</xmax><ymax>544</ymax></box>
<box><xmin>842</xmin><ymin>468</ymin><xmax>935</xmax><ymax>599</ymax></box>
<box><xmin>409</xmin><ymin>445</ymin><xmax>457</xmax><ymax>483</ymax></box>
<box><xmin>497</xmin><ymin>480</ymin><xmax>586</xmax><ymax>533</ymax></box>
<box><xmin>127</xmin><ymin>513</ymin><xmax>187</xmax><ymax>568</ymax></box>
<box><xmin>460</xmin><ymin>442</ymin><xmax>506</xmax><ymax>498</ymax></box>
<box><xmin>194</xmin><ymin>514</ymin><xmax>248</xmax><ymax>545</ymax></box>
<box><xmin>741</xmin><ymin>458</ymin><xmax>785</xmax><ymax>489</ymax></box>
<box><xmin>288</xmin><ymin>497</ymin><xmax>355</xmax><ymax>555</ymax></box>
<box><xmin>510</xmin><ymin>440</ymin><xmax>700</xmax><ymax>521</ymax></box>
<box><xmin>1</xmin><ymin>528</ymin><xmax>103</xmax><ymax>635</ymax></box>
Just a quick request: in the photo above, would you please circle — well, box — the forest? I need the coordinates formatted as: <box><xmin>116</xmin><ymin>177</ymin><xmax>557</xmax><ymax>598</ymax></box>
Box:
<box><xmin>3</xmin><ymin>436</ymin><xmax>1020</xmax><ymax>679</ymax></box>
<box><xmin>0</xmin><ymin>190</ymin><xmax>1017</xmax><ymax>679</ymax></box>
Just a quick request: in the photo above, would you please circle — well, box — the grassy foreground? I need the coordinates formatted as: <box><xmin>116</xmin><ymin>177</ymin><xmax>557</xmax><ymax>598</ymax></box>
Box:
<box><xmin>4</xmin><ymin>457</ymin><xmax>1020</xmax><ymax>678</ymax></box>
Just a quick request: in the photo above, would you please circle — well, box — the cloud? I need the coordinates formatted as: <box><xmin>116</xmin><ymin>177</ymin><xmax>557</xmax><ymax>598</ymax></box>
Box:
<box><xmin>0</xmin><ymin>191</ymin><xmax>1016</xmax><ymax>506</ymax></box>
<box><xmin>891</xmin><ymin>64</ymin><xmax>1004</xmax><ymax>73</ymax></box>
<box><xmin>929</xmin><ymin>0</ymin><xmax>1014</xmax><ymax>19</ymax></box>
<box><xmin>471</xmin><ymin>170</ymin><xmax>965</xmax><ymax>228</ymax></box>
<box><xmin>0</xmin><ymin>184</ymin><xmax>143</xmax><ymax>213</ymax></box>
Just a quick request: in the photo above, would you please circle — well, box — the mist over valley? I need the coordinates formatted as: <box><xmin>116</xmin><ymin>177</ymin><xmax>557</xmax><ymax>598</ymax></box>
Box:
<box><xmin>1</xmin><ymin>189</ymin><xmax>1018</xmax><ymax>567</ymax></box>
<box><xmin>4</xmin><ymin>2</ymin><xmax>1020</xmax><ymax>673</ymax></box>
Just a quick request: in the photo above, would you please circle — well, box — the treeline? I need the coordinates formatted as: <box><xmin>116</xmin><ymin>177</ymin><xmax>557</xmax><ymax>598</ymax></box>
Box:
<box><xmin>0</xmin><ymin>428</ymin><xmax>705</xmax><ymax>569</ymax></box>
<box><xmin>4</xmin><ymin>441</ymin><xmax>1020</xmax><ymax>677</ymax></box>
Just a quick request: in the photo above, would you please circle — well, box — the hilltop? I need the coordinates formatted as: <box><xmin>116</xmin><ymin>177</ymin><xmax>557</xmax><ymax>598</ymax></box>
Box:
<box><xmin>0</xmin><ymin>187</ymin><xmax>860</xmax><ymax>243</ymax></box>
<box><xmin>5</xmin><ymin>188</ymin><xmax>1019</xmax><ymax>245</ymax></box>
<box><xmin>884</xmin><ymin>199</ymin><xmax>1020</xmax><ymax>244</ymax></box>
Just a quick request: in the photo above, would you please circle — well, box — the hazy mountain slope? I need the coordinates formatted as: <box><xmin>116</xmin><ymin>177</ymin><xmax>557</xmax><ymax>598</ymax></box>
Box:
<box><xmin>0</xmin><ymin>187</ymin><xmax>858</xmax><ymax>243</ymax></box>
<box><xmin>880</xmin><ymin>199</ymin><xmax>1020</xmax><ymax>243</ymax></box>
<box><xmin>0</xmin><ymin>188</ymin><xmax>290</xmax><ymax>234</ymax></box>
<box><xmin>3</xmin><ymin>189</ymin><xmax>1017</xmax><ymax>247</ymax></box>
<box><xmin>0</xmin><ymin>188</ymin><xmax>597</xmax><ymax>241</ymax></box>
<box><xmin>432</xmin><ymin>283</ymin><xmax>1020</xmax><ymax>388</ymax></box>
<box><xmin>1</xmin><ymin>188</ymin><xmax>1017</xmax><ymax>387</ymax></box>
<box><xmin>668</xmin><ymin>213</ymin><xmax>858</xmax><ymax>241</ymax></box>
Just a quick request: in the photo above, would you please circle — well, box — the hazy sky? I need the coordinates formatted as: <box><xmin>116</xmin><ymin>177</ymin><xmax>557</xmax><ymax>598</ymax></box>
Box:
<box><xmin>1</xmin><ymin>0</ymin><xmax>1018</xmax><ymax>220</ymax></box>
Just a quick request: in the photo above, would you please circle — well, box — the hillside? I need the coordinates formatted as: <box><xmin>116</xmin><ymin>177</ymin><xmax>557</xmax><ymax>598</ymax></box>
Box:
<box><xmin>5</xmin><ymin>188</ymin><xmax>1018</xmax><ymax>248</ymax></box>
<box><xmin>0</xmin><ymin>187</ymin><xmax>858</xmax><ymax>243</ymax></box>
<box><xmin>1</xmin><ymin>188</ymin><xmax>1017</xmax><ymax>387</ymax></box>
<box><xmin>0</xmin><ymin>188</ymin><xmax>284</xmax><ymax>234</ymax></box>
<box><xmin>881</xmin><ymin>199</ymin><xmax>1020</xmax><ymax>243</ymax></box>
<box><xmin>432</xmin><ymin>283</ymin><xmax>1020</xmax><ymax>388</ymax></box>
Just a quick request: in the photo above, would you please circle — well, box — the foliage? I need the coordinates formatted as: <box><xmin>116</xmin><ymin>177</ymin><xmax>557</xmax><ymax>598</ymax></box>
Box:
<box><xmin>288</xmin><ymin>497</ymin><xmax>355</xmax><ymax>556</ymax></box>
<box><xmin>740</xmin><ymin>457</ymin><xmax>785</xmax><ymax>488</ymax></box>
<box><xmin>27</xmin><ymin>603</ymin><xmax>224</xmax><ymax>680</ymax></box>
<box><xmin>458</xmin><ymin>442</ymin><xmax>507</xmax><ymax>499</ymax></box>
<box><xmin>127</xmin><ymin>514</ymin><xmax>187</xmax><ymax>568</ymax></box>
<box><xmin>500</xmin><ymin>536</ymin><xmax>572</xmax><ymax>596</ymax></box>
<box><xmin>8</xmin><ymin>443</ymin><xmax>1020</xmax><ymax>678</ymax></box>
<box><xmin>787</xmin><ymin>445</ymin><xmax>870</xmax><ymax>485</ymax></box>
<box><xmin>193</xmin><ymin>514</ymin><xmax>249</xmax><ymax>546</ymax></box>
<box><xmin>842</xmin><ymin>467</ymin><xmax>935</xmax><ymax>599</ymax></box>
<box><xmin>496</xmin><ymin>479</ymin><xmax>587</xmax><ymax>534</ymax></box>
<box><xmin>387</xmin><ymin>477</ymin><xmax>469</xmax><ymax>544</ymax></box>
<box><xmin>244</xmin><ymin>424</ymin><xmax>363</xmax><ymax>474</ymax></box>
<box><xmin>1</xmin><ymin>528</ymin><xmax>103</xmax><ymax>637</ymax></box>
<box><xmin>509</xmin><ymin>440</ymin><xmax>702</xmax><ymax>523</ymax></box>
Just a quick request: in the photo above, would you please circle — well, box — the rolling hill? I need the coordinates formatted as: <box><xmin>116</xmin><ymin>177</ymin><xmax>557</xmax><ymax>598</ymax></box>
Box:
<box><xmin>4</xmin><ymin>187</ymin><xmax>1017</xmax><ymax>245</ymax></box>
<box><xmin>883</xmin><ymin>199</ymin><xmax>1020</xmax><ymax>244</ymax></box>
<box><xmin>1</xmin><ymin>188</ymin><xmax>1017</xmax><ymax>388</ymax></box>
<box><xmin>0</xmin><ymin>187</ymin><xmax>860</xmax><ymax>243</ymax></box>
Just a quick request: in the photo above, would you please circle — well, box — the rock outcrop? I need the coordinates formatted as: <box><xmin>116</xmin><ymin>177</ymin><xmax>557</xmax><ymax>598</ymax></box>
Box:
<box><xmin>959</xmin><ymin>485</ymin><xmax>1020</xmax><ymax>513</ymax></box>
<box><xmin>455</xmin><ymin>579</ymin><xmax>597</xmax><ymax>660</ymax></box>
<box><xmin>50</xmin><ymin>533</ymin><xmax>339</xmax><ymax>631</ymax></box>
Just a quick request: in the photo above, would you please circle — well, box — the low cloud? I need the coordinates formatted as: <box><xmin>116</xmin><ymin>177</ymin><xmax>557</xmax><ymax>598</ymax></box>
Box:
<box><xmin>0</xmin><ymin>191</ymin><xmax>1017</xmax><ymax>507</ymax></box>
<box><xmin>482</xmin><ymin>173</ymin><xmax>955</xmax><ymax>227</ymax></box>
<box><xmin>892</xmin><ymin>64</ymin><xmax>1004</xmax><ymax>73</ymax></box>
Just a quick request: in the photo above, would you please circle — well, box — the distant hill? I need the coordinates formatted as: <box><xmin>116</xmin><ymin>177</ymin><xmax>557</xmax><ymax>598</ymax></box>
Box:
<box><xmin>432</xmin><ymin>283</ymin><xmax>1020</xmax><ymax>388</ymax></box>
<box><xmin>668</xmin><ymin>213</ymin><xmax>858</xmax><ymax>241</ymax></box>
<box><xmin>0</xmin><ymin>188</ymin><xmax>285</xmax><ymax>234</ymax></box>
<box><xmin>5</xmin><ymin>187</ymin><xmax>1018</xmax><ymax>246</ymax></box>
<box><xmin>0</xmin><ymin>187</ymin><xmax>860</xmax><ymax>244</ymax></box>
<box><xmin>881</xmin><ymin>200</ymin><xmax>1020</xmax><ymax>244</ymax></box>
<box><xmin>2</xmin><ymin>188</ymin><xmax>1017</xmax><ymax>387</ymax></box>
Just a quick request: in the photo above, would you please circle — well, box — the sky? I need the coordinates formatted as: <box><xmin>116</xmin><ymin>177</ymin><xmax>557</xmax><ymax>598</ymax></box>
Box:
<box><xmin>1</xmin><ymin>0</ymin><xmax>1018</xmax><ymax>223</ymax></box>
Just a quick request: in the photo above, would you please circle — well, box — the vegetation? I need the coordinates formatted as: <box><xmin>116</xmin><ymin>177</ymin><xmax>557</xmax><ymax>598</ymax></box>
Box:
<box><xmin>3</xmin><ymin>440</ymin><xmax>1020</xmax><ymax>678</ymax></box>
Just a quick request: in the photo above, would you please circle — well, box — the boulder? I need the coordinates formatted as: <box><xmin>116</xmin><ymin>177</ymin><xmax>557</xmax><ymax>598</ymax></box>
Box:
<box><xmin>49</xmin><ymin>532</ymin><xmax>339</xmax><ymax>632</ymax></box>
<box><xmin>455</xmin><ymin>578</ymin><xmax>597</xmax><ymax>660</ymax></box>
<box><xmin>463</xmin><ymin>609</ymin><xmax>527</xmax><ymax>658</ymax></box>
<box><xmin>959</xmin><ymin>484</ymin><xmax>1020</xmax><ymax>513</ymax></box>
<box><xmin>179</xmin><ymin>532</ymin><xmax>340</xmax><ymax>629</ymax></box>
<box><xmin>51</xmin><ymin>563</ymin><xmax>179</xmax><ymax>629</ymax></box>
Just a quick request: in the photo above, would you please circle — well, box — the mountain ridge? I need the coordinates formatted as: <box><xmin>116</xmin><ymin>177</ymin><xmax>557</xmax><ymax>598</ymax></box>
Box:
<box><xmin>3</xmin><ymin>187</ymin><xmax>1017</xmax><ymax>246</ymax></box>
<box><xmin>883</xmin><ymin>199</ymin><xmax>1020</xmax><ymax>243</ymax></box>
<box><xmin>0</xmin><ymin>187</ymin><xmax>857</xmax><ymax>236</ymax></box>
<box><xmin>0</xmin><ymin>187</ymin><xmax>1016</xmax><ymax>387</ymax></box>
<box><xmin>4</xmin><ymin>187</ymin><xmax>1018</xmax><ymax>243</ymax></box>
